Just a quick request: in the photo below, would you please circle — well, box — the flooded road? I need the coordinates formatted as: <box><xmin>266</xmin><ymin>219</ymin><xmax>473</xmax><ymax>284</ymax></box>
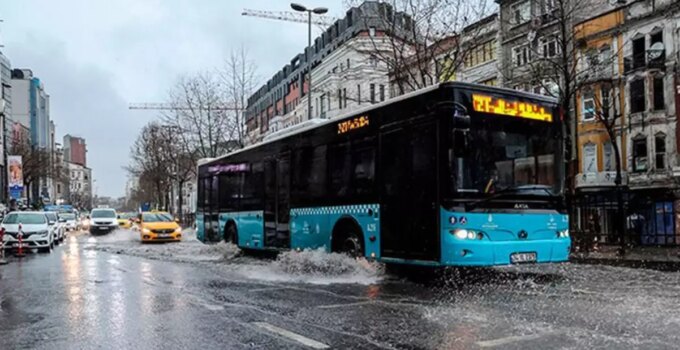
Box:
<box><xmin>1</xmin><ymin>230</ymin><xmax>679</xmax><ymax>349</ymax></box>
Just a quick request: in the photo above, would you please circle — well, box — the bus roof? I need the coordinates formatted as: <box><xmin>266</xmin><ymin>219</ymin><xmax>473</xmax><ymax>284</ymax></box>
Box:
<box><xmin>203</xmin><ymin>82</ymin><xmax>558</xmax><ymax>167</ymax></box>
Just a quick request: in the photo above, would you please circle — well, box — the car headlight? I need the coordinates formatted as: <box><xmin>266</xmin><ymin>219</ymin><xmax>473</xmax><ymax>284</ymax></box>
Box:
<box><xmin>174</xmin><ymin>227</ymin><xmax>182</xmax><ymax>233</ymax></box>
<box><xmin>142</xmin><ymin>228</ymin><xmax>151</xmax><ymax>234</ymax></box>
<box><xmin>36</xmin><ymin>230</ymin><xmax>49</xmax><ymax>237</ymax></box>
<box><xmin>451</xmin><ymin>228</ymin><xmax>483</xmax><ymax>240</ymax></box>
<box><xmin>558</xmin><ymin>229</ymin><xmax>569</xmax><ymax>238</ymax></box>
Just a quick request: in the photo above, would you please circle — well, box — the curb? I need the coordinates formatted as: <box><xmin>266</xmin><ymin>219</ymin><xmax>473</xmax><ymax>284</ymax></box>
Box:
<box><xmin>571</xmin><ymin>256</ymin><xmax>680</xmax><ymax>272</ymax></box>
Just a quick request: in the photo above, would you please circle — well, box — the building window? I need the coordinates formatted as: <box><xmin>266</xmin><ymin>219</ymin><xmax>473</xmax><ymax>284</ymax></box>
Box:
<box><xmin>632</xmin><ymin>137</ymin><xmax>648</xmax><ymax>172</ymax></box>
<box><xmin>343</xmin><ymin>88</ymin><xmax>347</xmax><ymax>108</ymax></box>
<box><xmin>632</xmin><ymin>36</ymin><xmax>645</xmax><ymax>69</ymax></box>
<box><xmin>370</xmin><ymin>84</ymin><xmax>376</xmax><ymax>103</ymax></box>
<box><xmin>582</xmin><ymin>90</ymin><xmax>595</xmax><ymax>121</ymax></box>
<box><xmin>347</xmin><ymin>58</ymin><xmax>350</xmax><ymax>69</ymax></box>
<box><xmin>655</xmin><ymin>134</ymin><xmax>666</xmax><ymax>170</ymax></box>
<box><xmin>513</xmin><ymin>45</ymin><xmax>530</xmax><ymax>67</ymax></box>
<box><xmin>511</xmin><ymin>1</ymin><xmax>530</xmax><ymax>25</ymax></box>
<box><xmin>603</xmin><ymin>142</ymin><xmax>614</xmax><ymax>171</ymax></box>
<box><xmin>653</xmin><ymin>76</ymin><xmax>664</xmax><ymax>111</ymax></box>
<box><xmin>601</xmin><ymin>85</ymin><xmax>611</xmax><ymax>117</ymax></box>
<box><xmin>541</xmin><ymin>36</ymin><xmax>558</xmax><ymax>58</ymax></box>
<box><xmin>479</xmin><ymin>78</ymin><xmax>498</xmax><ymax>86</ymax></box>
<box><xmin>379</xmin><ymin>85</ymin><xmax>385</xmax><ymax>102</ymax></box>
<box><xmin>583</xmin><ymin>143</ymin><xmax>597</xmax><ymax>173</ymax></box>
<box><xmin>650</xmin><ymin>30</ymin><xmax>664</xmax><ymax>61</ymax></box>
<box><xmin>630</xmin><ymin>79</ymin><xmax>645</xmax><ymax>113</ymax></box>
<box><xmin>465</xmin><ymin>41</ymin><xmax>496</xmax><ymax>68</ymax></box>
<box><xmin>357</xmin><ymin>84</ymin><xmax>361</xmax><ymax>104</ymax></box>
<box><xmin>369</xmin><ymin>26</ymin><xmax>376</xmax><ymax>37</ymax></box>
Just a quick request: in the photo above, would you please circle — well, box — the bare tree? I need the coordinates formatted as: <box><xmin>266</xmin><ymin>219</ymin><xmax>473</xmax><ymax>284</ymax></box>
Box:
<box><xmin>344</xmin><ymin>0</ymin><xmax>495</xmax><ymax>95</ymax></box>
<box><xmin>127</xmin><ymin>122</ymin><xmax>174</xmax><ymax>210</ymax></box>
<box><xmin>221</xmin><ymin>45</ymin><xmax>259</xmax><ymax>147</ymax></box>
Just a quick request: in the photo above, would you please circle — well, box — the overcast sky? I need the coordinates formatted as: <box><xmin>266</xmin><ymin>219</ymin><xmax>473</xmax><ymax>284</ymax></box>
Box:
<box><xmin>2</xmin><ymin>0</ymin><xmax>344</xmax><ymax>198</ymax></box>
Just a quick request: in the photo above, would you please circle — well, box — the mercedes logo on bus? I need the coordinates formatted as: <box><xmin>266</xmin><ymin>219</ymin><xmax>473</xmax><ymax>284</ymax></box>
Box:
<box><xmin>518</xmin><ymin>230</ymin><xmax>528</xmax><ymax>239</ymax></box>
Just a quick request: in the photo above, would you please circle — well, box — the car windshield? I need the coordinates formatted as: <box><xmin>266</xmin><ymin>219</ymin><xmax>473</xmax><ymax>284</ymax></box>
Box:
<box><xmin>142</xmin><ymin>213</ymin><xmax>174</xmax><ymax>222</ymax></box>
<box><xmin>3</xmin><ymin>213</ymin><xmax>47</xmax><ymax>225</ymax></box>
<box><xmin>59</xmin><ymin>213</ymin><xmax>76</xmax><ymax>220</ymax></box>
<box><xmin>91</xmin><ymin>210</ymin><xmax>116</xmax><ymax>218</ymax></box>
<box><xmin>119</xmin><ymin>213</ymin><xmax>136</xmax><ymax>219</ymax></box>
<box><xmin>45</xmin><ymin>212</ymin><xmax>58</xmax><ymax>222</ymax></box>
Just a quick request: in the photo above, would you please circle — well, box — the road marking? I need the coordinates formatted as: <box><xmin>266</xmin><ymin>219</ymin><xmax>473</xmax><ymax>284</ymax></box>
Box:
<box><xmin>248</xmin><ymin>287</ymin><xmax>289</xmax><ymax>293</ymax></box>
<box><xmin>317</xmin><ymin>301</ymin><xmax>374</xmax><ymax>309</ymax></box>
<box><xmin>253</xmin><ymin>322</ymin><xmax>330</xmax><ymax>349</ymax></box>
<box><xmin>475</xmin><ymin>332</ymin><xmax>554</xmax><ymax>348</ymax></box>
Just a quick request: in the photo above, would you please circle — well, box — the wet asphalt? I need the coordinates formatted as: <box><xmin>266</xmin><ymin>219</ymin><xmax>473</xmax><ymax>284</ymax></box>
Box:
<box><xmin>2</xmin><ymin>231</ymin><xmax>680</xmax><ymax>350</ymax></box>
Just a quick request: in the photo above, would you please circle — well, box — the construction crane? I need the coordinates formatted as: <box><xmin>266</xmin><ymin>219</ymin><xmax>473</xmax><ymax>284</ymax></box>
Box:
<box><xmin>241</xmin><ymin>8</ymin><xmax>338</xmax><ymax>28</ymax></box>
<box><xmin>128</xmin><ymin>103</ymin><xmax>244</xmax><ymax>111</ymax></box>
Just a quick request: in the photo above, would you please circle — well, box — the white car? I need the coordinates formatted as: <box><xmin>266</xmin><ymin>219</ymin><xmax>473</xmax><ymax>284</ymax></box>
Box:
<box><xmin>89</xmin><ymin>208</ymin><xmax>118</xmax><ymax>235</ymax></box>
<box><xmin>45</xmin><ymin>211</ymin><xmax>66</xmax><ymax>243</ymax></box>
<box><xmin>58</xmin><ymin>212</ymin><xmax>79</xmax><ymax>231</ymax></box>
<box><xmin>1</xmin><ymin>211</ymin><xmax>54</xmax><ymax>253</ymax></box>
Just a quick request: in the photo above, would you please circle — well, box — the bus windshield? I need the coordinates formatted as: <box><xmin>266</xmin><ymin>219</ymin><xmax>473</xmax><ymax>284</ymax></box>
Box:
<box><xmin>449</xmin><ymin>114</ymin><xmax>562</xmax><ymax>198</ymax></box>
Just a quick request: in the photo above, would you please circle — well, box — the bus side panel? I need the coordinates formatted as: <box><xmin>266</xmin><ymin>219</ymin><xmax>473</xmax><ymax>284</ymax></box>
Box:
<box><xmin>290</xmin><ymin>207</ymin><xmax>332</xmax><ymax>251</ymax></box>
<box><xmin>237</xmin><ymin>210</ymin><xmax>265</xmax><ymax>249</ymax></box>
<box><xmin>290</xmin><ymin>204</ymin><xmax>381</xmax><ymax>258</ymax></box>
<box><xmin>196</xmin><ymin>212</ymin><xmax>205</xmax><ymax>242</ymax></box>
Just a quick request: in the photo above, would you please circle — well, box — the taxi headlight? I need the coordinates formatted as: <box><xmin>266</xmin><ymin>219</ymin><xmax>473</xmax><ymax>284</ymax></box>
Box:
<box><xmin>142</xmin><ymin>228</ymin><xmax>151</xmax><ymax>234</ymax></box>
<box><xmin>174</xmin><ymin>227</ymin><xmax>182</xmax><ymax>233</ymax></box>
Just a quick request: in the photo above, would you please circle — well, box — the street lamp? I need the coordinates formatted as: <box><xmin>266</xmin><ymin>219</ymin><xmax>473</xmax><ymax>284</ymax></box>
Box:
<box><xmin>291</xmin><ymin>3</ymin><xmax>328</xmax><ymax>120</ymax></box>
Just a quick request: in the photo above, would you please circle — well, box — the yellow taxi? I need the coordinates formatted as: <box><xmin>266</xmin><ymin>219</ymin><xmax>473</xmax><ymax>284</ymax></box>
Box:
<box><xmin>139</xmin><ymin>211</ymin><xmax>182</xmax><ymax>243</ymax></box>
<box><xmin>117</xmin><ymin>212</ymin><xmax>136</xmax><ymax>229</ymax></box>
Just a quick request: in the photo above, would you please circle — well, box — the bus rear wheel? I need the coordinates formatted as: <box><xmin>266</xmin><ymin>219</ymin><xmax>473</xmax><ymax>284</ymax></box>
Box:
<box><xmin>224</xmin><ymin>224</ymin><xmax>237</xmax><ymax>245</ymax></box>
<box><xmin>339</xmin><ymin>230</ymin><xmax>364</xmax><ymax>258</ymax></box>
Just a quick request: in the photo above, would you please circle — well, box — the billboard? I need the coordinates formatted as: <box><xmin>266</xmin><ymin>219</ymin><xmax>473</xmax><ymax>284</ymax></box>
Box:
<box><xmin>8</xmin><ymin>155</ymin><xmax>23</xmax><ymax>200</ymax></box>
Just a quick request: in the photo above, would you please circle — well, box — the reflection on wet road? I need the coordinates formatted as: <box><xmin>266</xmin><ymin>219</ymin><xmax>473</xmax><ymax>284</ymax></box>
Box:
<box><xmin>1</xmin><ymin>230</ymin><xmax>680</xmax><ymax>349</ymax></box>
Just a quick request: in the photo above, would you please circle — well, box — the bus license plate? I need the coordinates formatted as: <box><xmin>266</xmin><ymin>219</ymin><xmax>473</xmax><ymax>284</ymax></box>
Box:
<box><xmin>511</xmin><ymin>252</ymin><xmax>536</xmax><ymax>264</ymax></box>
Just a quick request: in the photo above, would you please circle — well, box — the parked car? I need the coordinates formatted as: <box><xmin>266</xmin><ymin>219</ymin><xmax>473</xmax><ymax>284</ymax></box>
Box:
<box><xmin>89</xmin><ymin>208</ymin><xmax>118</xmax><ymax>235</ymax></box>
<box><xmin>45</xmin><ymin>211</ymin><xmax>66</xmax><ymax>243</ymax></box>
<box><xmin>58</xmin><ymin>212</ymin><xmax>80</xmax><ymax>231</ymax></box>
<box><xmin>1</xmin><ymin>211</ymin><xmax>54</xmax><ymax>253</ymax></box>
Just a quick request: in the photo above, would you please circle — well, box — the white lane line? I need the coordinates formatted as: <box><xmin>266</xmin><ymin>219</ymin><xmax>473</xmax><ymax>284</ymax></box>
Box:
<box><xmin>316</xmin><ymin>301</ymin><xmax>374</xmax><ymax>309</ymax></box>
<box><xmin>253</xmin><ymin>322</ymin><xmax>330</xmax><ymax>349</ymax></box>
<box><xmin>475</xmin><ymin>332</ymin><xmax>554</xmax><ymax>348</ymax></box>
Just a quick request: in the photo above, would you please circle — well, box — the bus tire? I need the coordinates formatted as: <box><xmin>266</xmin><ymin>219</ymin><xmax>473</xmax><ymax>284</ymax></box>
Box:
<box><xmin>332</xmin><ymin>219</ymin><xmax>364</xmax><ymax>258</ymax></box>
<box><xmin>224</xmin><ymin>222</ymin><xmax>238</xmax><ymax>245</ymax></box>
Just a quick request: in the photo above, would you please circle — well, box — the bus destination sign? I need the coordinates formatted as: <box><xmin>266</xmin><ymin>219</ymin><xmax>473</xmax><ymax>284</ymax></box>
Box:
<box><xmin>472</xmin><ymin>94</ymin><xmax>553</xmax><ymax>122</ymax></box>
<box><xmin>338</xmin><ymin>115</ymin><xmax>370</xmax><ymax>134</ymax></box>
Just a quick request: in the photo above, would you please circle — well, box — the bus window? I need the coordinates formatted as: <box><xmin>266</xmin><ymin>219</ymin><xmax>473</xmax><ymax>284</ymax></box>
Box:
<box><xmin>241</xmin><ymin>162</ymin><xmax>264</xmax><ymax>211</ymax></box>
<box><xmin>292</xmin><ymin>146</ymin><xmax>327</xmax><ymax>205</ymax></box>
<box><xmin>351</xmin><ymin>145</ymin><xmax>375</xmax><ymax>197</ymax></box>
<box><xmin>329</xmin><ymin>142</ymin><xmax>352</xmax><ymax>199</ymax></box>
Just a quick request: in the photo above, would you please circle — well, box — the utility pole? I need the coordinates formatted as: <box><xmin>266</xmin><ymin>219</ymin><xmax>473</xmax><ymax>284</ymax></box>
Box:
<box><xmin>290</xmin><ymin>3</ymin><xmax>328</xmax><ymax>120</ymax></box>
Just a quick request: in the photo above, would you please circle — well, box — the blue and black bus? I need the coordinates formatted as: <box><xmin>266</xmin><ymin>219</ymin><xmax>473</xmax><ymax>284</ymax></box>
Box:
<box><xmin>196</xmin><ymin>82</ymin><xmax>570</xmax><ymax>266</ymax></box>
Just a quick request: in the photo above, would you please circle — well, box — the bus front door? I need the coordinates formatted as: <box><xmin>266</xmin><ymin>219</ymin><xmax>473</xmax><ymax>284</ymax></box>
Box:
<box><xmin>204</xmin><ymin>175</ymin><xmax>220</xmax><ymax>242</ymax></box>
<box><xmin>380</xmin><ymin>121</ymin><xmax>440</xmax><ymax>261</ymax></box>
<box><xmin>263</xmin><ymin>154</ymin><xmax>291</xmax><ymax>249</ymax></box>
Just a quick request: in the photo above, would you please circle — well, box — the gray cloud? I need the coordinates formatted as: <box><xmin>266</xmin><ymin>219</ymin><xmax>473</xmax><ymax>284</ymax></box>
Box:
<box><xmin>2</xmin><ymin>0</ymin><xmax>344</xmax><ymax>197</ymax></box>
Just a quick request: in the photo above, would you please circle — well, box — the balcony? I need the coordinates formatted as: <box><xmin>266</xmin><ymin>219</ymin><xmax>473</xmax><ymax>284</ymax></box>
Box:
<box><xmin>575</xmin><ymin>171</ymin><xmax>628</xmax><ymax>189</ymax></box>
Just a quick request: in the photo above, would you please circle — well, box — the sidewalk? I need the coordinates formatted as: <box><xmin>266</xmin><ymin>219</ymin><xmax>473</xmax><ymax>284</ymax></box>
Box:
<box><xmin>571</xmin><ymin>245</ymin><xmax>680</xmax><ymax>271</ymax></box>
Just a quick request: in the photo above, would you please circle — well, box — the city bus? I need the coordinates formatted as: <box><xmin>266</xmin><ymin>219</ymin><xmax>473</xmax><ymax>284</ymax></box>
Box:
<box><xmin>196</xmin><ymin>82</ymin><xmax>570</xmax><ymax>266</ymax></box>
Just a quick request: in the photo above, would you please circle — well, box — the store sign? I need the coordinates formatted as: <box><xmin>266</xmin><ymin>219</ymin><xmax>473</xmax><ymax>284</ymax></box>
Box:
<box><xmin>338</xmin><ymin>115</ymin><xmax>370</xmax><ymax>134</ymax></box>
<box><xmin>8</xmin><ymin>155</ymin><xmax>23</xmax><ymax>200</ymax></box>
<box><xmin>472</xmin><ymin>94</ymin><xmax>553</xmax><ymax>122</ymax></box>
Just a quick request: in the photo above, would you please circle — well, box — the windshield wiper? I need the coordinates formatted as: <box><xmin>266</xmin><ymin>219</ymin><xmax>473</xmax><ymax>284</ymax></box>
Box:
<box><xmin>464</xmin><ymin>185</ymin><xmax>557</xmax><ymax>211</ymax></box>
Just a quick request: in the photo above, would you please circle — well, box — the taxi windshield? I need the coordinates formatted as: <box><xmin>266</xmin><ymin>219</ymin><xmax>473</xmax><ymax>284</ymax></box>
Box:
<box><xmin>142</xmin><ymin>213</ymin><xmax>174</xmax><ymax>222</ymax></box>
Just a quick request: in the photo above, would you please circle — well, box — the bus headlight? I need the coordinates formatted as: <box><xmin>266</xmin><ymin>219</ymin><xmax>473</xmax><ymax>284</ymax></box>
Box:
<box><xmin>452</xmin><ymin>229</ymin><xmax>483</xmax><ymax>240</ymax></box>
<box><xmin>558</xmin><ymin>229</ymin><xmax>569</xmax><ymax>238</ymax></box>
